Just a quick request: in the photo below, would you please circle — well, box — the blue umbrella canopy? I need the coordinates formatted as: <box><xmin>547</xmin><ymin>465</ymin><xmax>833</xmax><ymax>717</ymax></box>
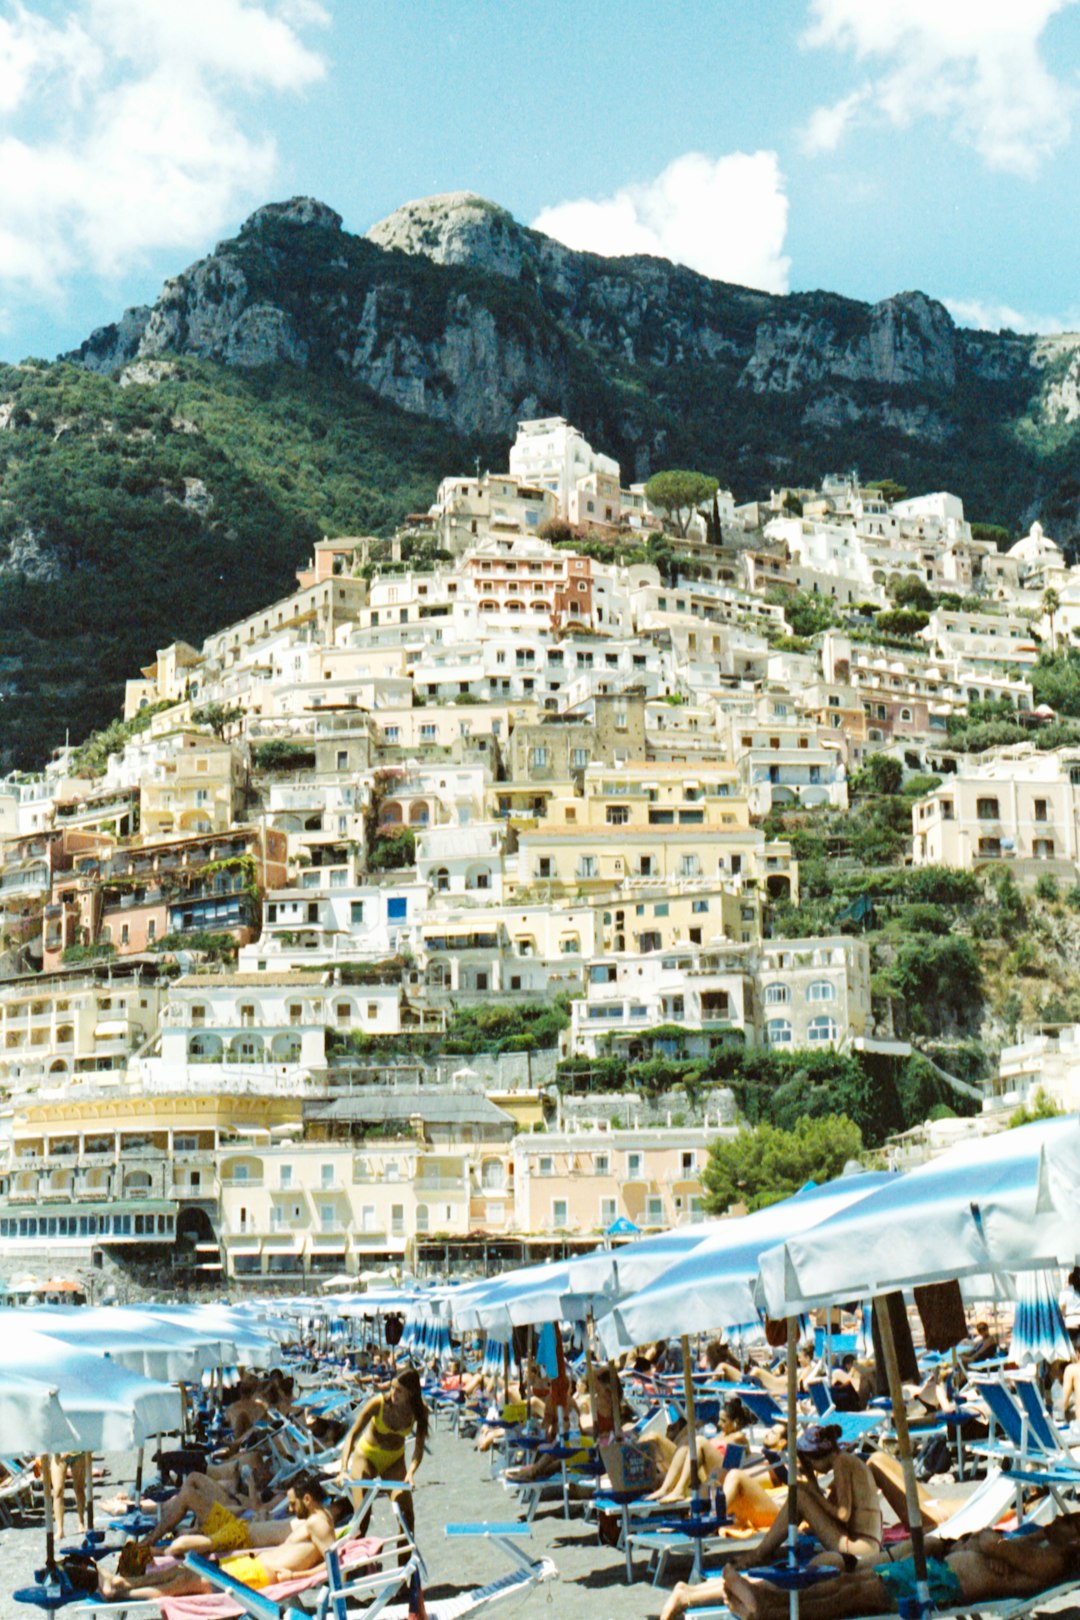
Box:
<box><xmin>760</xmin><ymin>1115</ymin><xmax>1080</xmax><ymax>1316</ymax></box>
<box><xmin>597</xmin><ymin>1171</ymin><xmax>892</xmax><ymax>1354</ymax></box>
<box><xmin>1009</xmin><ymin>1269</ymin><xmax>1073</xmax><ymax>1366</ymax></box>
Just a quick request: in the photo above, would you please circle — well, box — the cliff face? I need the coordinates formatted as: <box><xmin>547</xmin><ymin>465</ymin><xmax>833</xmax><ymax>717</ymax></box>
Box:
<box><xmin>4</xmin><ymin>188</ymin><xmax>1080</xmax><ymax>770</ymax></box>
<box><xmin>66</xmin><ymin>191</ymin><xmax>1074</xmax><ymax>489</ymax></box>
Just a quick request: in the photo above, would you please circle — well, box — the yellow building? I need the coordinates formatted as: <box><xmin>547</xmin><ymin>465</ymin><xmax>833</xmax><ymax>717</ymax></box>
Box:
<box><xmin>0</xmin><ymin>1088</ymin><xmax>297</xmax><ymax>1274</ymax></box>
<box><xmin>0</xmin><ymin>969</ymin><xmax>163</xmax><ymax>1093</ymax></box>
<box><xmin>512</xmin><ymin>1126</ymin><xmax>716</xmax><ymax>1235</ymax></box>
<box><xmin>514</xmin><ymin>762</ymin><xmax>796</xmax><ymax>904</ymax></box>
<box><xmin>141</xmin><ymin>733</ymin><xmax>245</xmax><ymax>838</ymax></box>
<box><xmin>218</xmin><ymin>1091</ymin><xmax>517</xmax><ymax>1281</ymax></box>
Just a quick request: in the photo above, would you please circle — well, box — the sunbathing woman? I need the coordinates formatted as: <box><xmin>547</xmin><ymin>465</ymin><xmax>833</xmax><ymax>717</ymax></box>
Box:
<box><xmin>338</xmin><ymin>1368</ymin><xmax>428</xmax><ymax>1558</ymax></box>
<box><xmin>503</xmin><ymin>1367</ymin><xmax>619</xmax><ymax>1486</ymax></box>
<box><xmin>724</xmin><ymin>1423</ymin><xmax>883</xmax><ymax>1567</ymax></box>
<box><xmin>646</xmin><ymin>1399</ymin><xmax>755</xmax><ymax>1504</ymax></box>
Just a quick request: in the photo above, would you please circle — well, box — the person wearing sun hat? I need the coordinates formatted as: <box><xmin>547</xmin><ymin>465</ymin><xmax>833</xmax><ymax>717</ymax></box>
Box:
<box><xmin>725</xmin><ymin>1423</ymin><xmax>884</xmax><ymax>1572</ymax></box>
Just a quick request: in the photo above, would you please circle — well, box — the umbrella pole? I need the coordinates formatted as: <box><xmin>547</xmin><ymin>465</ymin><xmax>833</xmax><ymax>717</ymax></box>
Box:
<box><xmin>85</xmin><ymin>1452</ymin><xmax>94</xmax><ymax>1533</ymax></box>
<box><xmin>680</xmin><ymin>1334</ymin><xmax>703</xmax><ymax>1582</ymax></box>
<box><xmin>43</xmin><ymin>1453</ymin><xmax>58</xmax><ymax>1580</ymax></box>
<box><xmin>584</xmin><ymin>1316</ymin><xmax>600</xmax><ymax>1436</ymax></box>
<box><xmin>786</xmin><ymin>1316</ymin><xmax>800</xmax><ymax>1620</ymax></box>
<box><xmin>874</xmin><ymin>1294</ymin><xmax>930</xmax><ymax>1615</ymax></box>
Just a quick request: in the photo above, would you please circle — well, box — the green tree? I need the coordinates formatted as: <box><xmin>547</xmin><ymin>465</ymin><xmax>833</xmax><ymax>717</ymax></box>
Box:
<box><xmin>888</xmin><ymin>575</ymin><xmax>934</xmax><ymax>612</ymax></box>
<box><xmin>765</xmin><ymin>589</ymin><xmax>838</xmax><ymax>638</ymax></box>
<box><xmin>702</xmin><ymin>1114</ymin><xmax>864</xmax><ymax>1214</ymax></box>
<box><xmin>875</xmin><ymin>608</ymin><xmax>930</xmax><ymax>637</ymax></box>
<box><xmin>1008</xmin><ymin>1088</ymin><xmax>1061</xmax><ymax>1128</ymax></box>
<box><xmin>867</xmin><ymin>479</ymin><xmax>907</xmax><ymax>506</ymax></box>
<box><xmin>1043</xmin><ymin>587</ymin><xmax>1061</xmax><ymax>656</ymax></box>
<box><xmin>192</xmin><ymin>701</ymin><xmax>243</xmax><ymax>738</ymax></box>
<box><xmin>851</xmin><ymin>754</ymin><xmax>903</xmax><ymax>795</ymax></box>
<box><xmin>644</xmin><ymin>470</ymin><xmax>719</xmax><ymax>536</ymax></box>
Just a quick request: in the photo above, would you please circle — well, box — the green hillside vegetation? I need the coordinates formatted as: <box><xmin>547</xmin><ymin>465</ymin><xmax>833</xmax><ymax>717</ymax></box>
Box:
<box><xmin>0</xmin><ymin>357</ymin><xmax>486</xmax><ymax>767</ymax></box>
<box><xmin>7</xmin><ymin>201</ymin><xmax>1080</xmax><ymax>770</ymax></box>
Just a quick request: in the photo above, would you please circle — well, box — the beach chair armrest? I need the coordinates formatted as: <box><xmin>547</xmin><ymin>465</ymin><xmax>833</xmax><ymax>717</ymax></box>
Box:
<box><xmin>445</xmin><ymin>1522</ymin><xmax>531</xmax><ymax>1537</ymax></box>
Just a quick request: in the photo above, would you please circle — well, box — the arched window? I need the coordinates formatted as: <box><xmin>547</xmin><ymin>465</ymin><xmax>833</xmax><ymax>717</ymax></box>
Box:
<box><xmin>808</xmin><ymin>1015</ymin><xmax>839</xmax><ymax>1044</ymax></box>
<box><xmin>763</xmin><ymin>983</ymin><xmax>790</xmax><ymax>1005</ymax></box>
<box><xmin>806</xmin><ymin>980</ymin><xmax>836</xmax><ymax>1002</ymax></box>
<box><xmin>900</xmin><ymin>708</ymin><xmax>912</xmax><ymax>722</ymax></box>
<box><xmin>765</xmin><ymin>1018</ymin><xmax>793</xmax><ymax>1047</ymax></box>
<box><xmin>434</xmin><ymin>867</ymin><xmax>450</xmax><ymax>892</ymax></box>
<box><xmin>190</xmin><ymin>1003</ymin><xmax>207</xmax><ymax>1026</ymax></box>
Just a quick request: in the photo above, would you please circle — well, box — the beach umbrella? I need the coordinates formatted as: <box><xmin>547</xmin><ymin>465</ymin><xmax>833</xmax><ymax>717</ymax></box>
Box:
<box><xmin>565</xmin><ymin>1220</ymin><xmax>723</xmax><ymax>1302</ymax></box>
<box><xmin>758</xmin><ymin>1115</ymin><xmax>1080</xmax><ymax>1318</ymax></box>
<box><xmin>758</xmin><ymin>1118</ymin><xmax>1080</xmax><ymax>1620</ymax></box>
<box><xmin>596</xmin><ymin>1171</ymin><xmax>892</xmax><ymax>1355</ymax></box>
<box><xmin>453</xmin><ymin>1256</ymin><xmax>600</xmax><ymax>1332</ymax></box>
<box><xmin>0</xmin><ymin>1371</ymin><xmax>80</xmax><ymax>1453</ymax></box>
<box><xmin>27</xmin><ymin>1307</ymin><xmax>232</xmax><ymax>1382</ymax></box>
<box><xmin>1009</xmin><ymin>1269</ymin><xmax>1072</xmax><ymax>1366</ymax></box>
<box><xmin>0</xmin><ymin>1325</ymin><xmax>181</xmax><ymax>1449</ymax></box>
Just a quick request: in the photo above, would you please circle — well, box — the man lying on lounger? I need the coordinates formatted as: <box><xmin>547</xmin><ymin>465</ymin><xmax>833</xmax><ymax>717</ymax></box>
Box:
<box><xmin>98</xmin><ymin>1474</ymin><xmax>338</xmax><ymax>1600</ymax></box>
<box><xmin>658</xmin><ymin>1511</ymin><xmax>1080</xmax><ymax>1620</ymax></box>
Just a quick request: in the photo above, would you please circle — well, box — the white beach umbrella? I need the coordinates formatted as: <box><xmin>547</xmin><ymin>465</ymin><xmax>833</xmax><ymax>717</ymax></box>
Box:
<box><xmin>0</xmin><ymin>1325</ymin><xmax>181</xmax><ymax>1449</ymax></box>
<box><xmin>759</xmin><ymin>1114</ymin><xmax>1080</xmax><ymax>1318</ymax></box>
<box><xmin>28</xmin><ymin>1307</ymin><xmax>230</xmax><ymax>1382</ymax></box>
<box><xmin>0</xmin><ymin>1371</ymin><xmax>80</xmax><ymax>1453</ymax></box>
<box><xmin>598</xmin><ymin>1171</ymin><xmax>892</xmax><ymax>1355</ymax></box>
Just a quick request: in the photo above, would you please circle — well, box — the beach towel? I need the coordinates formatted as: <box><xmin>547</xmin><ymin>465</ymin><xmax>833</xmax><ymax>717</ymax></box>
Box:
<box><xmin>915</xmin><ymin>1281</ymin><xmax>968</xmax><ymax>1353</ymax></box>
<box><xmin>155</xmin><ymin>1536</ymin><xmax>383</xmax><ymax>1620</ymax></box>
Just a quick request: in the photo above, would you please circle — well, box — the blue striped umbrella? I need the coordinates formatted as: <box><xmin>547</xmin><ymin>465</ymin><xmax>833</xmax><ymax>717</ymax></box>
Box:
<box><xmin>1009</xmin><ymin>1270</ymin><xmax>1072</xmax><ymax>1365</ymax></box>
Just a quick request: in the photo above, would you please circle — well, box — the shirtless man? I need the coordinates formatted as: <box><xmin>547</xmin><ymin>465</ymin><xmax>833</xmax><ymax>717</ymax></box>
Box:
<box><xmin>709</xmin><ymin>1515</ymin><xmax>1080</xmax><ymax>1620</ymax></box>
<box><xmin>99</xmin><ymin>1474</ymin><xmax>336</xmax><ymax>1601</ymax></box>
<box><xmin>138</xmin><ymin>1456</ymin><xmax>277</xmax><ymax>1550</ymax></box>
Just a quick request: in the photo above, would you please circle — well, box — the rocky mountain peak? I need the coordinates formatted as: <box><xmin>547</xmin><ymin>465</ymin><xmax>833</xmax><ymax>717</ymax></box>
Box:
<box><xmin>367</xmin><ymin>192</ymin><xmax>531</xmax><ymax>279</ymax></box>
<box><xmin>240</xmin><ymin>196</ymin><xmax>343</xmax><ymax>234</ymax></box>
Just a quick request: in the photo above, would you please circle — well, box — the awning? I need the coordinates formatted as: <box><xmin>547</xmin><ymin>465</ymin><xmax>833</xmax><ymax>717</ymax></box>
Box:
<box><xmin>94</xmin><ymin>1021</ymin><xmax>130</xmax><ymax>1039</ymax></box>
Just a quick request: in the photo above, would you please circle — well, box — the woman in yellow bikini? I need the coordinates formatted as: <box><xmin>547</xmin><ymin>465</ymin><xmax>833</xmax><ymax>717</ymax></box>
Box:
<box><xmin>338</xmin><ymin>1370</ymin><xmax>429</xmax><ymax>1556</ymax></box>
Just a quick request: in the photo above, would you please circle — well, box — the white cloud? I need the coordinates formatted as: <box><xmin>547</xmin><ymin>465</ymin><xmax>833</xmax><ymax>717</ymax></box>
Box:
<box><xmin>801</xmin><ymin>0</ymin><xmax>1078</xmax><ymax>176</ymax></box>
<box><xmin>945</xmin><ymin>296</ymin><xmax>1079</xmax><ymax>335</ymax></box>
<box><xmin>532</xmin><ymin>151</ymin><xmax>791</xmax><ymax>294</ymax></box>
<box><xmin>0</xmin><ymin>0</ymin><xmax>327</xmax><ymax>296</ymax></box>
<box><xmin>801</xmin><ymin>89</ymin><xmax>868</xmax><ymax>155</ymax></box>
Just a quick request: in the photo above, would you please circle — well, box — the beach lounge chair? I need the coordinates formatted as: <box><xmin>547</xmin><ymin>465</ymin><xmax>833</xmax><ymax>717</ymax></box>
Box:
<box><xmin>970</xmin><ymin>1376</ymin><xmax>1080</xmax><ymax>1483</ymax></box>
<box><xmin>0</xmin><ymin>1454</ymin><xmax>38</xmax><ymax>1525</ymax></box>
<box><xmin>174</xmin><ymin>1545</ymin><xmax>409</xmax><ymax>1620</ymax></box>
<box><xmin>805</xmin><ymin>1382</ymin><xmax>889</xmax><ymax>1448</ymax></box>
<box><xmin>177</xmin><ymin>1522</ymin><xmax>555</xmax><ymax>1620</ymax></box>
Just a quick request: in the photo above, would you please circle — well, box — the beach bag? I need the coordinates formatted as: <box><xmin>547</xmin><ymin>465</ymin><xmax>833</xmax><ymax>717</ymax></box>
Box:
<box><xmin>117</xmin><ymin>1541</ymin><xmax>154</xmax><ymax>1580</ymax></box>
<box><xmin>600</xmin><ymin>1438</ymin><xmax>655</xmax><ymax>1493</ymax></box>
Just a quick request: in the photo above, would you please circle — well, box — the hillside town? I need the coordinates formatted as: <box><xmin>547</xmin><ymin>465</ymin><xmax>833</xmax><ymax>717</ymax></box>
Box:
<box><xmin>0</xmin><ymin>415</ymin><xmax>1075</xmax><ymax>1298</ymax></box>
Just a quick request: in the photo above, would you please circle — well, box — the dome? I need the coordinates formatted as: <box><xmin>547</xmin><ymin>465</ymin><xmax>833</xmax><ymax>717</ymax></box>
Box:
<box><xmin>1007</xmin><ymin>520</ymin><xmax>1061</xmax><ymax>563</ymax></box>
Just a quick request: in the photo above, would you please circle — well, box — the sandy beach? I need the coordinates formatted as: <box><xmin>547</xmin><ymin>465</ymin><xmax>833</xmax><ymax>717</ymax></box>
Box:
<box><xmin>4</xmin><ymin>1437</ymin><xmax>1080</xmax><ymax>1620</ymax></box>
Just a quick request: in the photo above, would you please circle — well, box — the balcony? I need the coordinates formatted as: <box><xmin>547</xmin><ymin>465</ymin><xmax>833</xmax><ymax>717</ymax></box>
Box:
<box><xmin>221</xmin><ymin>1175</ymin><xmax>264</xmax><ymax>1189</ymax></box>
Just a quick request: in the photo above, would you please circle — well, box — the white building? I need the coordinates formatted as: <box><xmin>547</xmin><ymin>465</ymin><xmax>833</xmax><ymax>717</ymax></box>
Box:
<box><xmin>508</xmin><ymin>418</ymin><xmax>620</xmax><ymax>519</ymax></box>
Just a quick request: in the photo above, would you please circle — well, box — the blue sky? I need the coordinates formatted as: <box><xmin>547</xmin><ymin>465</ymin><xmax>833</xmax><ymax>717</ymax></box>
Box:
<box><xmin>3</xmin><ymin>0</ymin><xmax>1080</xmax><ymax>360</ymax></box>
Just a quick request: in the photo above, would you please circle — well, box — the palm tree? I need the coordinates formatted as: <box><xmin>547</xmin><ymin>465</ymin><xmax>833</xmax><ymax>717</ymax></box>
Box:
<box><xmin>1043</xmin><ymin>587</ymin><xmax>1062</xmax><ymax>655</ymax></box>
